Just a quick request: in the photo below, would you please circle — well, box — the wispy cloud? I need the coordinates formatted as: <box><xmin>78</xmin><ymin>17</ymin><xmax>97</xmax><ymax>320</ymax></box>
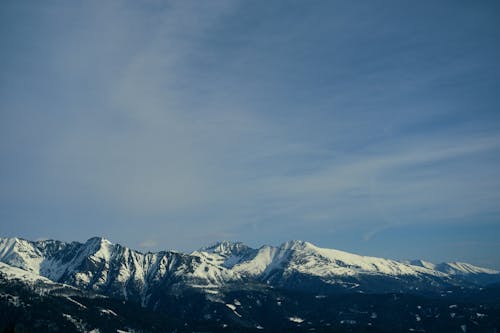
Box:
<box><xmin>1</xmin><ymin>1</ymin><xmax>500</xmax><ymax>266</ymax></box>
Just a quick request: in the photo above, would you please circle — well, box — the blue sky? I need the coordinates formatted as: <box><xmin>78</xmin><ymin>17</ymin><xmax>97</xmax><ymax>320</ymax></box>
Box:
<box><xmin>1</xmin><ymin>1</ymin><xmax>500</xmax><ymax>268</ymax></box>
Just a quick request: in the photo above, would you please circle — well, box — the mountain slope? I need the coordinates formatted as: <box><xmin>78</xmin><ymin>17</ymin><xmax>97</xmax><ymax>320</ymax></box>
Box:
<box><xmin>2</xmin><ymin>260</ymin><xmax>500</xmax><ymax>333</ymax></box>
<box><xmin>196</xmin><ymin>240</ymin><xmax>500</xmax><ymax>293</ymax></box>
<box><xmin>1</xmin><ymin>237</ymin><xmax>499</xmax><ymax>300</ymax></box>
<box><xmin>2</xmin><ymin>237</ymin><xmax>500</xmax><ymax>332</ymax></box>
<box><xmin>0</xmin><ymin>237</ymin><xmax>241</xmax><ymax>305</ymax></box>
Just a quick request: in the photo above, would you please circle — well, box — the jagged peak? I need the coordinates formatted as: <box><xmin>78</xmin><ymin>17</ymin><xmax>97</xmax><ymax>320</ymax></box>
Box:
<box><xmin>279</xmin><ymin>240</ymin><xmax>314</xmax><ymax>251</ymax></box>
<box><xmin>201</xmin><ymin>240</ymin><xmax>250</xmax><ymax>255</ymax></box>
<box><xmin>435</xmin><ymin>261</ymin><xmax>499</xmax><ymax>275</ymax></box>
<box><xmin>0</xmin><ymin>237</ymin><xmax>39</xmax><ymax>254</ymax></box>
<box><xmin>2</xmin><ymin>236</ymin><xmax>499</xmax><ymax>280</ymax></box>
<box><xmin>83</xmin><ymin>236</ymin><xmax>114</xmax><ymax>250</ymax></box>
<box><xmin>82</xmin><ymin>237</ymin><xmax>116</xmax><ymax>261</ymax></box>
<box><xmin>409</xmin><ymin>259</ymin><xmax>436</xmax><ymax>270</ymax></box>
<box><xmin>0</xmin><ymin>236</ymin><xmax>29</xmax><ymax>245</ymax></box>
<box><xmin>85</xmin><ymin>236</ymin><xmax>112</xmax><ymax>244</ymax></box>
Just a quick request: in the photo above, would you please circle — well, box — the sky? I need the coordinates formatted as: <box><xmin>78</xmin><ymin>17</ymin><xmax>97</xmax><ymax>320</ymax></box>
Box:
<box><xmin>1</xmin><ymin>1</ymin><xmax>500</xmax><ymax>268</ymax></box>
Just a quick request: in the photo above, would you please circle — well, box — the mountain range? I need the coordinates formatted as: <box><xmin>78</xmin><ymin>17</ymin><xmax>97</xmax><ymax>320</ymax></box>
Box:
<box><xmin>1</xmin><ymin>236</ymin><xmax>499</xmax><ymax>332</ymax></box>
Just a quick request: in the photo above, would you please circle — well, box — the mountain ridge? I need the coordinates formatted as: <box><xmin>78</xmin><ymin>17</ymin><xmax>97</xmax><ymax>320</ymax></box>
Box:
<box><xmin>3</xmin><ymin>236</ymin><xmax>498</xmax><ymax>273</ymax></box>
<box><xmin>2</xmin><ymin>236</ymin><xmax>500</xmax><ymax>332</ymax></box>
<box><xmin>1</xmin><ymin>236</ymin><xmax>498</xmax><ymax>277</ymax></box>
<box><xmin>1</xmin><ymin>236</ymin><xmax>499</xmax><ymax>296</ymax></box>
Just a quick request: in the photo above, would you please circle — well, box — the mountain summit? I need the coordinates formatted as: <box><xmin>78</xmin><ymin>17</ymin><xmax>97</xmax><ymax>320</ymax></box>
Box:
<box><xmin>1</xmin><ymin>236</ymin><xmax>498</xmax><ymax>299</ymax></box>
<box><xmin>1</xmin><ymin>236</ymin><xmax>500</xmax><ymax>332</ymax></box>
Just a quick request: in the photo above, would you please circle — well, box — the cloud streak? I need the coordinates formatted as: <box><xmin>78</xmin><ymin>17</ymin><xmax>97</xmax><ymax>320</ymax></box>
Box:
<box><xmin>1</xmin><ymin>1</ymin><xmax>500</xmax><ymax>265</ymax></box>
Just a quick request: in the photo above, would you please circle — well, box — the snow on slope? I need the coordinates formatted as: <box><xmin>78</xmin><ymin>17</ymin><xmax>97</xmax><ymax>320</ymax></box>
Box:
<box><xmin>0</xmin><ymin>261</ymin><xmax>85</xmax><ymax>299</ymax></box>
<box><xmin>0</xmin><ymin>261</ymin><xmax>53</xmax><ymax>284</ymax></box>
<box><xmin>0</xmin><ymin>238</ymin><xmax>44</xmax><ymax>274</ymax></box>
<box><xmin>0</xmin><ymin>237</ymin><xmax>241</xmax><ymax>299</ymax></box>
<box><xmin>218</xmin><ymin>240</ymin><xmax>447</xmax><ymax>279</ymax></box>
<box><xmin>231</xmin><ymin>245</ymin><xmax>282</xmax><ymax>277</ymax></box>
<box><xmin>408</xmin><ymin>259</ymin><xmax>437</xmax><ymax>270</ymax></box>
<box><xmin>434</xmin><ymin>262</ymin><xmax>499</xmax><ymax>275</ymax></box>
<box><xmin>199</xmin><ymin>240</ymin><xmax>500</xmax><ymax>281</ymax></box>
<box><xmin>291</xmin><ymin>241</ymin><xmax>442</xmax><ymax>276</ymax></box>
<box><xmin>196</xmin><ymin>241</ymin><xmax>257</xmax><ymax>269</ymax></box>
<box><xmin>405</xmin><ymin>259</ymin><xmax>499</xmax><ymax>275</ymax></box>
<box><xmin>1</xmin><ymin>237</ymin><xmax>499</xmax><ymax>298</ymax></box>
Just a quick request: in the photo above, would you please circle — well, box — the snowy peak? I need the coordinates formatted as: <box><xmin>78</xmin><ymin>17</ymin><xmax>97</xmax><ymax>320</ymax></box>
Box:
<box><xmin>0</xmin><ymin>237</ymin><xmax>44</xmax><ymax>274</ymax></box>
<box><xmin>405</xmin><ymin>259</ymin><xmax>499</xmax><ymax>275</ymax></box>
<box><xmin>84</xmin><ymin>236</ymin><xmax>115</xmax><ymax>261</ymax></box>
<box><xmin>277</xmin><ymin>241</ymin><xmax>445</xmax><ymax>278</ymax></box>
<box><xmin>279</xmin><ymin>240</ymin><xmax>314</xmax><ymax>251</ymax></box>
<box><xmin>201</xmin><ymin>241</ymin><xmax>251</xmax><ymax>257</ymax></box>
<box><xmin>85</xmin><ymin>236</ymin><xmax>113</xmax><ymax>247</ymax></box>
<box><xmin>435</xmin><ymin>262</ymin><xmax>499</xmax><ymax>275</ymax></box>
<box><xmin>409</xmin><ymin>259</ymin><xmax>437</xmax><ymax>270</ymax></box>
<box><xmin>196</xmin><ymin>241</ymin><xmax>258</xmax><ymax>271</ymax></box>
<box><xmin>1</xmin><ymin>236</ymin><xmax>499</xmax><ymax>300</ymax></box>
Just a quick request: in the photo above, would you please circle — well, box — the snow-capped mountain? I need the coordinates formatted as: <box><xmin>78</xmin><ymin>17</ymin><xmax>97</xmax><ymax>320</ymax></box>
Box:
<box><xmin>0</xmin><ymin>237</ymin><xmax>499</xmax><ymax>302</ymax></box>
<box><xmin>196</xmin><ymin>240</ymin><xmax>500</xmax><ymax>293</ymax></box>
<box><xmin>2</xmin><ymin>237</ymin><xmax>500</xmax><ymax>332</ymax></box>
<box><xmin>213</xmin><ymin>240</ymin><xmax>446</xmax><ymax>278</ymax></box>
<box><xmin>407</xmin><ymin>259</ymin><xmax>498</xmax><ymax>275</ymax></box>
<box><xmin>0</xmin><ymin>237</ymin><xmax>241</xmax><ymax>305</ymax></box>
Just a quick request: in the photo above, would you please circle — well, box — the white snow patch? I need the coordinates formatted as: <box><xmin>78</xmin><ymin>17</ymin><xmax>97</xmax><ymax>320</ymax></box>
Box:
<box><xmin>289</xmin><ymin>316</ymin><xmax>305</xmax><ymax>323</ymax></box>
<box><xmin>203</xmin><ymin>289</ymin><xmax>219</xmax><ymax>295</ymax></box>
<box><xmin>65</xmin><ymin>296</ymin><xmax>87</xmax><ymax>309</ymax></box>
<box><xmin>74</xmin><ymin>272</ymin><xmax>91</xmax><ymax>284</ymax></box>
<box><xmin>225</xmin><ymin>303</ymin><xmax>237</xmax><ymax>311</ymax></box>
<box><xmin>100</xmin><ymin>308</ymin><xmax>118</xmax><ymax>317</ymax></box>
<box><xmin>225</xmin><ymin>303</ymin><xmax>242</xmax><ymax>317</ymax></box>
